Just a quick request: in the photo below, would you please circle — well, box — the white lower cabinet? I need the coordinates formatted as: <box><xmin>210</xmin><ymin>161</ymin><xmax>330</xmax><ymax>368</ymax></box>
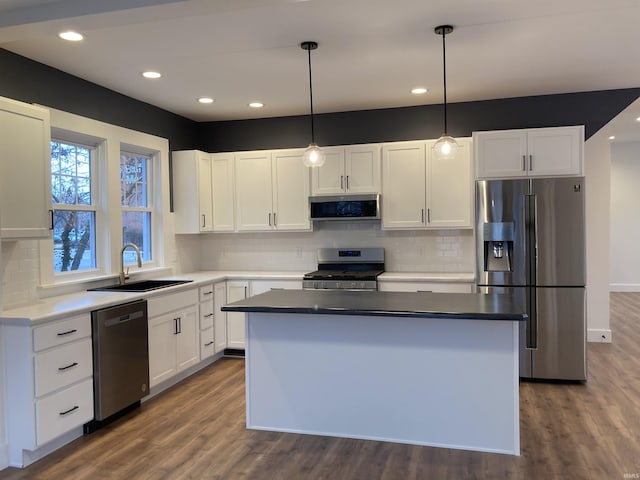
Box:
<box><xmin>199</xmin><ymin>284</ymin><xmax>215</xmax><ymax>361</ymax></box>
<box><xmin>3</xmin><ymin>313</ymin><xmax>94</xmax><ymax>467</ymax></box>
<box><xmin>148</xmin><ymin>289</ymin><xmax>199</xmax><ymax>388</ymax></box>
<box><xmin>378</xmin><ymin>281</ymin><xmax>473</xmax><ymax>293</ymax></box>
<box><xmin>214</xmin><ymin>282</ymin><xmax>228</xmax><ymax>353</ymax></box>
<box><xmin>226</xmin><ymin>280</ymin><xmax>249</xmax><ymax>349</ymax></box>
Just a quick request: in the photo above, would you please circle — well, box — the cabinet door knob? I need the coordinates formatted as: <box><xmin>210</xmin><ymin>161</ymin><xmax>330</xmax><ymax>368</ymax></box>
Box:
<box><xmin>346</xmin><ymin>175</ymin><xmax>349</xmax><ymax>190</ymax></box>
<box><xmin>273</xmin><ymin>212</ymin><xmax>277</xmax><ymax>227</ymax></box>
<box><xmin>202</xmin><ymin>214</ymin><xmax>206</xmax><ymax>228</ymax></box>
<box><xmin>529</xmin><ymin>154</ymin><xmax>533</xmax><ymax>171</ymax></box>
<box><xmin>58</xmin><ymin>362</ymin><xmax>79</xmax><ymax>371</ymax></box>
<box><xmin>522</xmin><ymin>155</ymin><xmax>526</xmax><ymax>171</ymax></box>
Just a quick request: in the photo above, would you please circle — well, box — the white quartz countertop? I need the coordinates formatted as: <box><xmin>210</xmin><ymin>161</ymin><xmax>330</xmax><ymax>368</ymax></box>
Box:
<box><xmin>0</xmin><ymin>270</ymin><xmax>475</xmax><ymax>326</ymax></box>
<box><xmin>378</xmin><ymin>272</ymin><xmax>475</xmax><ymax>282</ymax></box>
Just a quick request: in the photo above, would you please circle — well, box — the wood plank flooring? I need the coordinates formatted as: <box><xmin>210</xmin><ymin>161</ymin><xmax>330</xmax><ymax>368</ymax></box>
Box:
<box><xmin>2</xmin><ymin>292</ymin><xmax>640</xmax><ymax>479</ymax></box>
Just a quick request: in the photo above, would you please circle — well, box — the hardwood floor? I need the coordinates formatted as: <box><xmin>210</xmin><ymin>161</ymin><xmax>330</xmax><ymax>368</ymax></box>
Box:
<box><xmin>2</xmin><ymin>293</ymin><xmax>640</xmax><ymax>479</ymax></box>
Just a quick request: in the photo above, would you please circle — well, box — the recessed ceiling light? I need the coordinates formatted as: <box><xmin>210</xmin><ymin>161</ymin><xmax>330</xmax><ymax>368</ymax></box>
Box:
<box><xmin>411</xmin><ymin>87</ymin><xmax>428</xmax><ymax>95</ymax></box>
<box><xmin>142</xmin><ymin>71</ymin><xmax>162</xmax><ymax>79</ymax></box>
<box><xmin>59</xmin><ymin>31</ymin><xmax>83</xmax><ymax>42</ymax></box>
<box><xmin>198</xmin><ymin>97</ymin><xmax>214</xmax><ymax>104</ymax></box>
<box><xmin>636</xmin><ymin>116</ymin><xmax>640</xmax><ymax>122</ymax></box>
<box><xmin>249</xmin><ymin>102</ymin><xmax>264</xmax><ymax>108</ymax></box>
<box><xmin>609</xmin><ymin>135</ymin><xmax>616</xmax><ymax>140</ymax></box>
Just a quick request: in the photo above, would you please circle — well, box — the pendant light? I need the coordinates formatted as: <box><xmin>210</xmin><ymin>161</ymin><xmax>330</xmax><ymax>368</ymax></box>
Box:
<box><xmin>432</xmin><ymin>25</ymin><xmax>460</xmax><ymax>161</ymax></box>
<box><xmin>301</xmin><ymin>41</ymin><xmax>325</xmax><ymax>167</ymax></box>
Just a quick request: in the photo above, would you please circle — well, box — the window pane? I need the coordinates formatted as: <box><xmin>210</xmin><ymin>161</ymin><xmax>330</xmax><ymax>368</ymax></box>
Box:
<box><xmin>122</xmin><ymin>211</ymin><xmax>151</xmax><ymax>262</ymax></box>
<box><xmin>53</xmin><ymin>210</ymin><xmax>96</xmax><ymax>272</ymax></box>
<box><xmin>120</xmin><ymin>153</ymin><xmax>150</xmax><ymax>208</ymax></box>
<box><xmin>51</xmin><ymin>141</ymin><xmax>92</xmax><ymax>206</ymax></box>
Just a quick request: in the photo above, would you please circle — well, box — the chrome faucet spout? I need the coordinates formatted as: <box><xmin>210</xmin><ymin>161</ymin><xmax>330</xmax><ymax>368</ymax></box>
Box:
<box><xmin>120</xmin><ymin>243</ymin><xmax>142</xmax><ymax>285</ymax></box>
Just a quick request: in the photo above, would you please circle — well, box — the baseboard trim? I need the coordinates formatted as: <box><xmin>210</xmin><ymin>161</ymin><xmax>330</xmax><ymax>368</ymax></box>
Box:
<box><xmin>588</xmin><ymin>329</ymin><xmax>612</xmax><ymax>343</ymax></box>
<box><xmin>610</xmin><ymin>283</ymin><xmax>640</xmax><ymax>292</ymax></box>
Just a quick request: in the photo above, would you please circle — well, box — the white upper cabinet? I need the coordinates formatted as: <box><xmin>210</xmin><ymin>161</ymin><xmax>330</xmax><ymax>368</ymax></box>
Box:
<box><xmin>0</xmin><ymin>96</ymin><xmax>52</xmax><ymax>239</ymax></box>
<box><xmin>382</xmin><ymin>141</ymin><xmax>426</xmax><ymax>229</ymax></box>
<box><xmin>426</xmin><ymin>138</ymin><xmax>473</xmax><ymax>228</ymax></box>
<box><xmin>311</xmin><ymin>144</ymin><xmax>381</xmax><ymax>195</ymax></box>
<box><xmin>272</xmin><ymin>149</ymin><xmax>311</xmax><ymax>231</ymax></box>
<box><xmin>211</xmin><ymin>153</ymin><xmax>235</xmax><ymax>232</ymax></box>
<box><xmin>235</xmin><ymin>150</ymin><xmax>273</xmax><ymax>231</ymax></box>
<box><xmin>474</xmin><ymin>126</ymin><xmax>583</xmax><ymax>178</ymax></box>
<box><xmin>173</xmin><ymin>150</ymin><xmax>214</xmax><ymax>233</ymax></box>
<box><xmin>235</xmin><ymin>149</ymin><xmax>311</xmax><ymax>232</ymax></box>
<box><xmin>382</xmin><ymin>138</ymin><xmax>472</xmax><ymax>230</ymax></box>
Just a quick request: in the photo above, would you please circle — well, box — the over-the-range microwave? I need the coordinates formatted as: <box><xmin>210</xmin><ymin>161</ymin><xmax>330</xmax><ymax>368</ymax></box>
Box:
<box><xmin>309</xmin><ymin>193</ymin><xmax>380</xmax><ymax>221</ymax></box>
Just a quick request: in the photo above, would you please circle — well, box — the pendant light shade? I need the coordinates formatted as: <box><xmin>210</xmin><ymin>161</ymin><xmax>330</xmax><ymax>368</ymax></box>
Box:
<box><xmin>432</xmin><ymin>25</ymin><xmax>460</xmax><ymax>161</ymax></box>
<box><xmin>301</xmin><ymin>41</ymin><xmax>325</xmax><ymax>167</ymax></box>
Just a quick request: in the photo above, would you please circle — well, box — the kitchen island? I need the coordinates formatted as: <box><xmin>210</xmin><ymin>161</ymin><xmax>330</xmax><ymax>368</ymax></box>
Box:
<box><xmin>223</xmin><ymin>289</ymin><xmax>526</xmax><ymax>455</ymax></box>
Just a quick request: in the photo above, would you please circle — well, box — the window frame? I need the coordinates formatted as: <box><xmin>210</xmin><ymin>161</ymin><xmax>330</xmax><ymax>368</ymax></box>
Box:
<box><xmin>39</xmin><ymin>110</ymin><xmax>171</xmax><ymax>290</ymax></box>
<box><xmin>49</xmin><ymin>134</ymin><xmax>104</xmax><ymax>281</ymax></box>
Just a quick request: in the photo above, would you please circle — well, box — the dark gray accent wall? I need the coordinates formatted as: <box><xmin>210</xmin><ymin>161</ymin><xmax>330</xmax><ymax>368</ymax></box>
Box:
<box><xmin>1</xmin><ymin>47</ymin><xmax>638</xmax><ymax>155</ymax></box>
<box><xmin>201</xmin><ymin>89</ymin><xmax>640</xmax><ymax>152</ymax></box>
<box><xmin>0</xmin><ymin>48</ymin><xmax>199</xmax><ymax>151</ymax></box>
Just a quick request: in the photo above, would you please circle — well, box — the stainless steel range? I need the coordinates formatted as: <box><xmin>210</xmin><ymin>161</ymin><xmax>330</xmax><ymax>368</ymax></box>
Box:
<box><xmin>303</xmin><ymin>247</ymin><xmax>385</xmax><ymax>291</ymax></box>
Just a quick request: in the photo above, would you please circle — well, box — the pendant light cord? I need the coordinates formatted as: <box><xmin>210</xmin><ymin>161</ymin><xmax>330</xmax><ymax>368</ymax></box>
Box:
<box><xmin>307</xmin><ymin>47</ymin><xmax>316</xmax><ymax>144</ymax></box>
<box><xmin>441</xmin><ymin>28</ymin><xmax>448</xmax><ymax>134</ymax></box>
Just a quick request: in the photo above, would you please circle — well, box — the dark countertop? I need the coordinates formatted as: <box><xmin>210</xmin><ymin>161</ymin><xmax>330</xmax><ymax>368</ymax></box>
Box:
<box><xmin>222</xmin><ymin>289</ymin><xmax>527</xmax><ymax>321</ymax></box>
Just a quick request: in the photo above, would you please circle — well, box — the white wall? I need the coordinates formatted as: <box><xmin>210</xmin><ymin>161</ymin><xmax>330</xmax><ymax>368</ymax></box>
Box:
<box><xmin>0</xmin><ymin>246</ymin><xmax>7</xmax><ymax>470</ymax></box>
<box><xmin>610</xmin><ymin>142</ymin><xmax>640</xmax><ymax>291</ymax></box>
<box><xmin>584</xmin><ymin>130</ymin><xmax>612</xmax><ymax>342</ymax></box>
<box><xmin>195</xmin><ymin>222</ymin><xmax>475</xmax><ymax>273</ymax></box>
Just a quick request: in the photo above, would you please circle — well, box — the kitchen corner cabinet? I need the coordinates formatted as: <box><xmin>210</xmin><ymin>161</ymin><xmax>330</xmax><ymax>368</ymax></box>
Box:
<box><xmin>172</xmin><ymin>150</ymin><xmax>214</xmax><ymax>233</ymax></box>
<box><xmin>311</xmin><ymin>144</ymin><xmax>381</xmax><ymax>195</ymax></box>
<box><xmin>474</xmin><ymin>126</ymin><xmax>584</xmax><ymax>179</ymax></box>
<box><xmin>382</xmin><ymin>138</ymin><xmax>472</xmax><ymax>230</ymax></box>
<box><xmin>235</xmin><ymin>149</ymin><xmax>311</xmax><ymax>232</ymax></box>
<box><xmin>0</xmin><ymin>96</ymin><xmax>52</xmax><ymax>239</ymax></box>
<box><xmin>3</xmin><ymin>314</ymin><xmax>94</xmax><ymax>466</ymax></box>
<box><xmin>198</xmin><ymin>284</ymin><xmax>215</xmax><ymax>360</ymax></box>
<box><xmin>226</xmin><ymin>280</ymin><xmax>249</xmax><ymax>349</ymax></box>
<box><xmin>148</xmin><ymin>289</ymin><xmax>199</xmax><ymax>387</ymax></box>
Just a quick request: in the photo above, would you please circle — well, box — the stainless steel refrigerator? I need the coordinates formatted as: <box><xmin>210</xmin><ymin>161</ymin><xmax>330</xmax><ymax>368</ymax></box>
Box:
<box><xmin>476</xmin><ymin>177</ymin><xmax>586</xmax><ymax>381</ymax></box>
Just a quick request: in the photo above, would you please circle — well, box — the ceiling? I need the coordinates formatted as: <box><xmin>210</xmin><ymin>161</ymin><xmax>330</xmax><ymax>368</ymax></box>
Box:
<box><xmin>0</xmin><ymin>0</ymin><xmax>639</xmax><ymax>140</ymax></box>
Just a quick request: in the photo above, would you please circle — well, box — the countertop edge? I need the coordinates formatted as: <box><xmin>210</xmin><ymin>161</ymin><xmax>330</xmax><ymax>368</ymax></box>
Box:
<box><xmin>221</xmin><ymin>305</ymin><xmax>526</xmax><ymax>321</ymax></box>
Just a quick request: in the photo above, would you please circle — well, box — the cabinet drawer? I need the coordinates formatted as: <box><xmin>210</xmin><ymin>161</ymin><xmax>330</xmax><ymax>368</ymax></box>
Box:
<box><xmin>33</xmin><ymin>314</ymin><xmax>91</xmax><ymax>352</ymax></box>
<box><xmin>36</xmin><ymin>378</ymin><xmax>93</xmax><ymax>446</ymax></box>
<box><xmin>148</xmin><ymin>289</ymin><xmax>198</xmax><ymax>317</ymax></box>
<box><xmin>199</xmin><ymin>284</ymin><xmax>214</xmax><ymax>302</ymax></box>
<box><xmin>200</xmin><ymin>302</ymin><xmax>214</xmax><ymax>330</ymax></box>
<box><xmin>200</xmin><ymin>327</ymin><xmax>214</xmax><ymax>360</ymax></box>
<box><xmin>34</xmin><ymin>338</ymin><xmax>93</xmax><ymax>397</ymax></box>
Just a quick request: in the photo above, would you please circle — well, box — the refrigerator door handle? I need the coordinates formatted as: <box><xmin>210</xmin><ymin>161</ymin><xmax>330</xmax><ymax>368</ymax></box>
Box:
<box><xmin>532</xmin><ymin>194</ymin><xmax>539</xmax><ymax>285</ymax></box>
<box><xmin>526</xmin><ymin>287</ymin><xmax>538</xmax><ymax>350</ymax></box>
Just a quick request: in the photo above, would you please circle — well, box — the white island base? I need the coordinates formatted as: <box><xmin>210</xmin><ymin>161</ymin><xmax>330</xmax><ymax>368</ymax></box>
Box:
<box><xmin>245</xmin><ymin>312</ymin><xmax>520</xmax><ymax>455</ymax></box>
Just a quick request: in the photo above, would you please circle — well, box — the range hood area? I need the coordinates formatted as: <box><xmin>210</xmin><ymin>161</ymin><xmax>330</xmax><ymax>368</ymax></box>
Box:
<box><xmin>309</xmin><ymin>193</ymin><xmax>380</xmax><ymax>221</ymax></box>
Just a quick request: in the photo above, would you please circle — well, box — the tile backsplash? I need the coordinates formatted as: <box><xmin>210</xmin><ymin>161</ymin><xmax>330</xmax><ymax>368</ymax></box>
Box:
<box><xmin>2</xmin><ymin>224</ymin><xmax>474</xmax><ymax>310</ymax></box>
<box><xmin>193</xmin><ymin>222</ymin><xmax>475</xmax><ymax>273</ymax></box>
<box><xmin>1</xmin><ymin>240</ymin><xmax>40</xmax><ymax>309</ymax></box>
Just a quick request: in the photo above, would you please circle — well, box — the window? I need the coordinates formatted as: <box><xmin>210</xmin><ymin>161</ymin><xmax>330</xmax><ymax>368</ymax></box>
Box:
<box><xmin>50</xmin><ymin>140</ymin><xmax>97</xmax><ymax>273</ymax></box>
<box><xmin>121</xmin><ymin>151</ymin><xmax>153</xmax><ymax>264</ymax></box>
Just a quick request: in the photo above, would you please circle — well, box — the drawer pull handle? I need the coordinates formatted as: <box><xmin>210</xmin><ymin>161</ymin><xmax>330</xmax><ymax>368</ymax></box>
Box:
<box><xmin>203</xmin><ymin>291</ymin><xmax>213</xmax><ymax>295</ymax></box>
<box><xmin>60</xmin><ymin>405</ymin><xmax>79</xmax><ymax>416</ymax></box>
<box><xmin>58</xmin><ymin>362</ymin><xmax>78</xmax><ymax>371</ymax></box>
<box><xmin>57</xmin><ymin>329</ymin><xmax>77</xmax><ymax>337</ymax></box>
<box><xmin>204</xmin><ymin>341</ymin><xmax>214</xmax><ymax>347</ymax></box>
<box><xmin>204</xmin><ymin>313</ymin><xmax>214</xmax><ymax>318</ymax></box>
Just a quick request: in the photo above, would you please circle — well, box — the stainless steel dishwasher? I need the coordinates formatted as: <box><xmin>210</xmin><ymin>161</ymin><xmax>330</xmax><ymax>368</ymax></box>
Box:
<box><xmin>86</xmin><ymin>299</ymin><xmax>149</xmax><ymax>431</ymax></box>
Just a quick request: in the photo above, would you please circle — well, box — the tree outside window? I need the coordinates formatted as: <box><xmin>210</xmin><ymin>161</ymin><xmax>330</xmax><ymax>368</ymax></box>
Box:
<box><xmin>121</xmin><ymin>151</ymin><xmax>153</xmax><ymax>263</ymax></box>
<box><xmin>51</xmin><ymin>141</ymin><xmax>96</xmax><ymax>273</ymax></box>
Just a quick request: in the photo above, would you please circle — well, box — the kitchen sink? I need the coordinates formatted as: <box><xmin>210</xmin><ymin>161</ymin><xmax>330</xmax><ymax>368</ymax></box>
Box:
<box><xmin>88</xmin><ymin>279</ymin><xmax>193</xmax><ymax>292</ymax></box>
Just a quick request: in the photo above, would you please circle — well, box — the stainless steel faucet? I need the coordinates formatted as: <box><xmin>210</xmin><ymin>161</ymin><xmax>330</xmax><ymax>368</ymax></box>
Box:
<box><xmin>120</xmin><ymin>243</ymin><xmax>142</xmax><ymax>285</ymax></box>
